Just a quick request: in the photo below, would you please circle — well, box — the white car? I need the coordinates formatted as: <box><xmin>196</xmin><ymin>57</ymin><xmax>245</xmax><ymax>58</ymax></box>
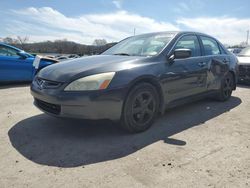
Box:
<box><xmin>228</xmin><ymin>48</ymin><xmax>242</xmax><ymax>54</ymax></box>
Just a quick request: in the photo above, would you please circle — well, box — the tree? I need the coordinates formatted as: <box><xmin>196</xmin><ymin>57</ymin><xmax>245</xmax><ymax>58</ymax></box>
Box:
<box><xmin>2</xmin><ymin>37</ymin><xmax>116</xmax><ymax>55</ymax></box>
<box><xmin>17</xmin><ymin>36</ymin><xmax>29</xmax><ymax>50</ymax></box>
<box><xmin>2</xmin><ymin>37</ymin><xmax>18</xmax><ymax>44</ymax></box>
<box><xmin>239</xmin><ymin>41</ymin><xmax>248</xmax><ymax>48</ymax></box>
<box><xmin>93</xmin><ymin>39</ymin><xmax>107</xmax><ymax>46</ymax></box>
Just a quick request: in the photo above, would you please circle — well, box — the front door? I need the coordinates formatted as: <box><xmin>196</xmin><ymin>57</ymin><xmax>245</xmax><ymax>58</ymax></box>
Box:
<box><xmin>162</xmin><ymin>35</ymin><xmax>207</xmax><ymax>103</ymax></box>
<box><xmin>0</xmin><ymin>45</ymin><xmax>33</xmax><ymax>82</ymax></box>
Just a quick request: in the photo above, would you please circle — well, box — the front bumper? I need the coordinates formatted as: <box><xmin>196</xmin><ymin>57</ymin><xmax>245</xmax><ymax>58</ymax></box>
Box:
<box><xmin>30</xmin><ymin>80</ymin><xmax>127</xmax><ymax>121</ymax></box>
<box><xmin>238</xmin><ymin>64</ymin><xmax>250</xmax><ymax>82</ymax></box>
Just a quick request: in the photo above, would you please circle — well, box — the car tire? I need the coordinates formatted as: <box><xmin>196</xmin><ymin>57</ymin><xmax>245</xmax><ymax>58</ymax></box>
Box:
<box><xmin>216</xmin><ymin>72</ymin><xmax>234</xmax><ymax>101</ymax></box>
<box><xmin>121</xmin><ymin>82</ymin><xmax>159</xmax><ymax>133</ymax></box>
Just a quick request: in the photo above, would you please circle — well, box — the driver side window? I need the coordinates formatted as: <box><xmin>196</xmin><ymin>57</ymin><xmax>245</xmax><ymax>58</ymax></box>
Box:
<box><xmin>0</xmin><ymin>46</ymin><xmax>18</xmax><ymax>57</ymax></box>
<box><xmin>174</xmin><ymin>35</ymin><xmax>201</xmax><ymax>57</ymax></box>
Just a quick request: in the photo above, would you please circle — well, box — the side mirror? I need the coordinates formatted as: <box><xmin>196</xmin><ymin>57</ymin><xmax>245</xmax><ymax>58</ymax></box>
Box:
<box><xmin>169</xmin><ymin>49</ymin><xmax>192</xmax><ymax>61</ymax></box>
<box><xmin>17</xmin><ymin>51</ymin><xmax>28</xmax><ymax>59</ymax></box>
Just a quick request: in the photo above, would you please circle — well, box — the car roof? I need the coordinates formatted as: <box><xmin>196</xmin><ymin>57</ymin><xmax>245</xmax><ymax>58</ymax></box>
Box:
<box><xmin>135</xmin><ymin>31</ymin><xmax>216</xmax><ymax>39</ymax></box>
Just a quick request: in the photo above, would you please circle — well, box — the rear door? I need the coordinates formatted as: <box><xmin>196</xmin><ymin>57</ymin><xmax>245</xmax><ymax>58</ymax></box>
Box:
<box><xmin>163</xmin><ymin>34</ymin><xmax>207</xmax><ymax>103</ymax></box>
<box><xmin>199</xmin><ymin>36</ymin><xmax>230</xmax><ymax>91</ymax></box>
<box><xmin>0</xmin><ymin>45</ymin><xmax>33</xmax><ymax>82</ymax></box>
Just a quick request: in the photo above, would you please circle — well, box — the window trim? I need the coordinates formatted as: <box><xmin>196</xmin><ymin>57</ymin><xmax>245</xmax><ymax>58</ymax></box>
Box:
<box><xmin>218</xmin><ymin>43</ymin><xmax>227</xmax><ymax>55</ymax></box>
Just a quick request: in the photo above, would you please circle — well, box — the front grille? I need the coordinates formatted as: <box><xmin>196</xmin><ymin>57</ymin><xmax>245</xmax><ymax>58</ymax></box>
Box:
<box><xmin>35</xmin><ymin>99</ymin><xmax>61</xmax><ymax>115</ymax></box>
<box><xmin>239</xmin><ymin>65</ymin><xmax>250</xmax><ymax>77</ymax></box>
<box><xmin>36</xmin><ymin>77</ymin><xmax>62</xmax><ymax>89</ymax></box>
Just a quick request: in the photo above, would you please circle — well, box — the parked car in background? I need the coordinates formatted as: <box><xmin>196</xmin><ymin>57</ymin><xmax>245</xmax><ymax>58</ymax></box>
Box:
<box><xmin>56</xmin><ymin>56</ymin><xmax>69</xmax><ymax>61</ymax></box>
<box><xmin>31</xmin><ymin>31</ymin><xmax>238</xmax><ymax>133</ymax></box>
<box><xmin>228</xmin><ymin>48</ymin><xmax>242</xmax><ymax>54</ymax></box>
<box><xmin>237</xmin><ymin>47</ymin><xmax>250</xmax><ymax>83</ymax></box>
<box><xmin>0</xmin><ymin>43</ymin><xmax>58</xmax><ymax>83</ymax></box>
<box><xmin>56</xmin><ymin>54</ymin><xmax>80</xmax><ymax>62</ymax></box>
<box><xmin>68</xmin><ymin>54</ymin><xmax>80</xmax><ymax>59</ymax></box>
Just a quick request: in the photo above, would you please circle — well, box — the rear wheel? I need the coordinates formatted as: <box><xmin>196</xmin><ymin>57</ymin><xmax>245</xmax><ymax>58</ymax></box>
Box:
<box><xmin>121</xmin><ymin>83</ymin><xmax>159</xmax><ymax>133</ymax></box>
<box><xmin>216</xmin><ymin>72</ymin><xmax>234</xmax><ymax>101</ymax></box>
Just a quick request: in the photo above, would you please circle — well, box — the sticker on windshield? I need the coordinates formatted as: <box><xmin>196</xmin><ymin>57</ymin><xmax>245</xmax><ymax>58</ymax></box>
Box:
<box><xmin>33</xmin><ymin>55</ymin><xmax>41</xmax><ymax>69</ymax></box>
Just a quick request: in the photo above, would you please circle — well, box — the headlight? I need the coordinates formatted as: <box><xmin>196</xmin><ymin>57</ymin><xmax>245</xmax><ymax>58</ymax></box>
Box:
<box><xmin>64</xmin><ymin>72</ymin><xmax>115</xmax><ymax>91</ymax></box>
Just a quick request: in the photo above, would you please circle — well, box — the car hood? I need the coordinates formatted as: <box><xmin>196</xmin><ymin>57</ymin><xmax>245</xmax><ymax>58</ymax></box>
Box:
<box><xmin>237</xmin><ymin>56</ymin><xmax>250</xmax><ymax>64</ymax></box>
<box><xmin>38</xmin><ymin>55</ymin><xmax>147</xmax><ymax>82</ymax></box>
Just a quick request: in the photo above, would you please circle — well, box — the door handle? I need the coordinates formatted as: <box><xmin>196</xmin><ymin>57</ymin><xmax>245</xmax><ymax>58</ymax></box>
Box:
<box><xmin>198</xmin><ymin>62</ymin><xmax>206</xmax><ymax>67</ymax></box>
<box><xmin>165</xmin><ymin>72</ymin><xmax>176</xmax><ymax>75</ymax></box>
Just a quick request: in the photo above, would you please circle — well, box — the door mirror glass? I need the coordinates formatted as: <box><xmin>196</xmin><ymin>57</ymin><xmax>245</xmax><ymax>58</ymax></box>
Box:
<box><xmin>173</xmin><ymin>48</ymin><xmax>191</xmax><ymax>59</ymax></box>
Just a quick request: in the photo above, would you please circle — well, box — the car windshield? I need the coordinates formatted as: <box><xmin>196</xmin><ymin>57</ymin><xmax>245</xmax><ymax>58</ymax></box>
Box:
<box><xmin>238</xmin><ymin>47</ymin><xmax>250</xmax><ymax>57</ymax></box>
<box><xmin>102</xmin><ymin>33</ymin><xmax>175</xmax><ymax>57</ymax></box>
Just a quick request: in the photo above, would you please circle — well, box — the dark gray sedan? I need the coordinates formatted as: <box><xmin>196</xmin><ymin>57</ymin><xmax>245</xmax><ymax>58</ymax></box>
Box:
<box><xmin>31</xmin><ymin>31</ymin><xmax>238</xmax><ymax>133</ymax></box>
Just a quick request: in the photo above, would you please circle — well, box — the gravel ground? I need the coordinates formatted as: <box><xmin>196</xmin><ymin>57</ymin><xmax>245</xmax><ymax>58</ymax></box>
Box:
<box><xmin>0</xmin><ymin>84</ymin><xmax>249</xmax><ymax>188</ymax></box>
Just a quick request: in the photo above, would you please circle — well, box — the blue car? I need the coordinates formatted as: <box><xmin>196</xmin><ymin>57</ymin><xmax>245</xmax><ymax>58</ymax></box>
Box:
<box><xmin>0</xmin><ymin>43</ymin><xmax>58</xmax><ymax>82</ymax></box>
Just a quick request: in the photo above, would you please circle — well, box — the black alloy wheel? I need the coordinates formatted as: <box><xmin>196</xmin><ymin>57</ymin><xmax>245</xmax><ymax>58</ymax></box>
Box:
<box><xmin>121</xmin><ymin>83</ymin><xmax>159</xmax><ymax>133</ymax></box>
<box><xmin>217</xmin><ymin>72</ymin><xmax>234</xmax><ymax>101</ymax></box>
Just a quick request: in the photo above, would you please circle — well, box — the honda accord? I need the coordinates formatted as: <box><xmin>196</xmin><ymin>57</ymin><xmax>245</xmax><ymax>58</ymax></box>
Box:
<box><xmin>31</xmin><ymin>31</ymin><xmax>238</xmax><ymax>133</ymax></box>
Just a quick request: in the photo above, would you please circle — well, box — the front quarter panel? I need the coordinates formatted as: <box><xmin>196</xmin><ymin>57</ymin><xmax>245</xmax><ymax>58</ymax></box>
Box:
<box><xmin>109</xmin><ymin>60</ymin><xmax>164</xmax><ymax>89</ymax></box>
<box><xmin>106</xmin><ymin>59</ymin><xmax>166</xmax><ymax>109</ymax></box>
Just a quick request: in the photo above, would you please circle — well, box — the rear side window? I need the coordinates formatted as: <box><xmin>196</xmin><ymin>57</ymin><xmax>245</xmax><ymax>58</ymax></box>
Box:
<box><xmin>200</xmin><ymin>36</ymin><xmax>220</xmax><ymax>56</ymax></box>
<box><xmin>174</xmin><ymin>35</ymin><xmax>201</xmax><ymax>57</ymax></box>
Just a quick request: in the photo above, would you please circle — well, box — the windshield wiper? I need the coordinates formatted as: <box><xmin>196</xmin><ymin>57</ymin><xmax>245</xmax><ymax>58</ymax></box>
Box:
<box><xmin>113</xmin><ymin>53</ymin><xmax>131</xmax><ymax>56</ymax></box>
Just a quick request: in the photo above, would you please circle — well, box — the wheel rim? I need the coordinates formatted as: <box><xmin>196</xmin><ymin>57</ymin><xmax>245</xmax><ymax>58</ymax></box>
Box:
<box><xmin>131</xmin><ymin>91</ymin><xmax>156</xmax><ymax>125</ymax></box>
<box><xmin>223</xmin><ymin>76</ymin><xmax>233</xmax><ymax>98</ymax></box>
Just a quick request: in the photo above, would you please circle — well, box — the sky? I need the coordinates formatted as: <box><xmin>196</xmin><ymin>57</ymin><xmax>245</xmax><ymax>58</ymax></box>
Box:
<box><xmin>0</xmin><ymin>0</ymin><xmax>250</xmax><ymax>45</ymax></box>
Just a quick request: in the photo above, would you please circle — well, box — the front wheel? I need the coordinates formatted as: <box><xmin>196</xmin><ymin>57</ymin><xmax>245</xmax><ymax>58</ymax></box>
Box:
<box><xmin>121</xmin><ymin>83</ymin><xmax>159</xmax><ymax>133</ymax></box>
<box><xmin>216</xmin><ymin>72</ymin><xmax>234</xmax><ymax>101</ymax></box>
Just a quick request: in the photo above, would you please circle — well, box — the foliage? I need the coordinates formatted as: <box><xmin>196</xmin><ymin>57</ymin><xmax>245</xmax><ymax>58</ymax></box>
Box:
<box><xmin>0</xmin><ymin>37</ymin><xmax>116</xmax><ymax>55</ymax></box>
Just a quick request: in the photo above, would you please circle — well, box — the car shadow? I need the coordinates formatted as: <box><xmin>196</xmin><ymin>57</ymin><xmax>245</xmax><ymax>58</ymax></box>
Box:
<box><xmin>0</xmin><ymin>82</ymin><xmax>30</xmax><ymax>89</ymax></box>
<box><xmin>237</xmin><ymin>83</ymin><xmax>250</xmax><ymax>88</ymax></box>
<box><xmin>8</xmin><ymin>96</ymin><xmax>241</xmax><ymax>168</ymax></box>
